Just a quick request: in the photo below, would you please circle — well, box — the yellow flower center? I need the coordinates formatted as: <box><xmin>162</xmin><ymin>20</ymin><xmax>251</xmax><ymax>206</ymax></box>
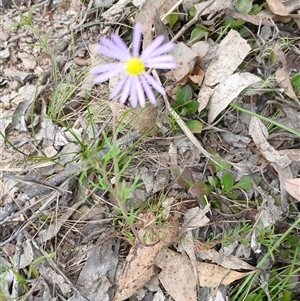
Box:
<box><xmin>124</xmin><ymin>57</ymin><xmax>145</xmax><ymax>76</ymax></box>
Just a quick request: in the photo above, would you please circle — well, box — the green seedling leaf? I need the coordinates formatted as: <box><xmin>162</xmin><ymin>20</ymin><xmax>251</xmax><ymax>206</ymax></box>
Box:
<box><xmin>176</xmin><ymin>85</ymin><xmax>193</xmax><ymax>104</ymax></box>
<box><xmin>211</xmin><ymin>154</ymin><xmax>231</xmax><ymax>173</ymax></box>
<box><xmin>291</xmin><ymin>73</ymin><xmax>300</xmax><ymax>87</ymax></box>
<box><xmin>233</xmin><ymin>175</ymin><xmax>261</xmax><ymax>190</ymax></box>
<box><xmin>208</xmin><ymin>176</ymin><xmax>220</xmax><ymax>188</ymax></box>
<box><xmin>190</xmin><ymin>26</ymin><xmax>209</xmax><ymax>42</ymax></box>
<box><xmin>234</xmin><ymin>0</ymin><xmax>253</xmax><ymax>14</ymax></box>
<box><xmin>185</xmin><ymin>120</ymin><xmax>203</xmax><ymax>134</ymax></box>
<box><xmin>186</xmin><ymin>101</ymin><xmax>199</xmax><ymax>114</ymax></box>
<box><xmin>221</xmin><ymin>173</ymin><xmax>234</xmax><ymax>192</ymax></box>
<box><xmin>189</xmin><ymin>5</ymin><xmax>196</xmax><ymax>17</ymax></box>
<box><xmin>166</xmin><ymin>13</ymin><xmax>178</xmax><ymax>29</ymax></box>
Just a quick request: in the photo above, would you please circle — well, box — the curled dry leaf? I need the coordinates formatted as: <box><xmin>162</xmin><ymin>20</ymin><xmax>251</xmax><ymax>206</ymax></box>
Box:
<box><xmin>273</xmin><ymin>43</ymin><xmax>299</xmax><ymax>104</ymax></box>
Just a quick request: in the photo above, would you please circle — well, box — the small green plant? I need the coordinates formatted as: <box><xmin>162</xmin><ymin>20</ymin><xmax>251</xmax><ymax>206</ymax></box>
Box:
<box><xmin>166</xmin><ymin>11</ymin><xmax>179</xmax><ymax>29</ymax></box>
<box><xmin>171</xmin><ymin>85</ymin><xmax>202</xmax><ymax>133</ymax></box>
<box><xmin>9</xmin><ymin>5</ymin><xmax>36</xmax><ymax>28</ymax></box>
<box><xmin>291</xmin><ymin>73</ymin><xmax>300</xmax><ymax>95</ymax></box>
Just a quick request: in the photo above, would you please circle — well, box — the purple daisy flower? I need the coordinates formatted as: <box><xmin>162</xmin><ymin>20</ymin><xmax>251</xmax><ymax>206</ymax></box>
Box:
<box><xmin>90</xmin><ymin>23</ymin><xmax>176</xmax><ymax>107</ymax></box>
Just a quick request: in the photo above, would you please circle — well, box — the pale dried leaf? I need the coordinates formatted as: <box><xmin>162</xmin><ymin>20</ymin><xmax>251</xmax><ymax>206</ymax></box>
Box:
<box><xmin>158</xmin><ymin>250</ymin><xmax>197</xmax><ymax>301</ymax></box>
<box><xmin>108</xmin><ymin>102</ymin><xmax>158</xmax><ymax>135</ymax></box>
<box><xmin>132</xmin><ymin>0</ymin><xmax>146</xmax><ymax>6</ymax></box>
<box><xmin>39</xmin><ymin>266</ymin><xmax>71</xmax><ymax>295</ymax></box>
<box><xmin>113</xmin><ymin>216</ymin><xmax>179</xmax><ymax>301</ymax></box>
<box><xmin>266</xmin><ymin>0</ymin><xmax>289</xmax><ymax>16</ymax></box>
<box><xmin>181</xmin><ymin>231</ymin><xmax>199</xmax><ymax>286</ymax></box>
<box><xmin>278</xmin><ymin>149</ymin><xmax>300</xmax><ymax>162</ymax></box>
<box><xmin>276</xmin><ymin>67</ymin><xmax>299</xmax><ymax>103</ymax></box>
<box><xmin>198</xmin><ymin>30</ymin><xmax>251</xmax><ymax>113</ymax></box>
<box><xmin>93</xmin><ymin>0</ymin><xmax>116</xmax><ymax>7</ymax></box>
<box><xmin>180</xmin><ymin>204</ymin><xmax>210</xmax><ymax>235</ymax></box>
<box><xmin>194</xmin><ymin>247</ymin><xmax>255</xmax><ymax>270</ymax></box>
<box><xmin>285</xmin><ymin>178</ymin><xmax>300</xmax><ymax>201</ymax></box>
<box><xmin>170</xmin><ymin>42</ymin><xmax>198</xmax><ymax>82</ymax></box>
<box><xmin>208</xmin><ymin>72</ymin><xmax>261</xmax><ymax>123</ymax></box>
<box><xmin>156</xmin><ymin>248</ymin><xmax>255</xmax><ymax>289</ymax></box>
<box><xmin>189</xmin><ymin>66</ymin><xmax>205</xmax><ymax>86</ymax></box>
<box><xmin>249</xmin><ymin>117</ymin><xmax>291</xmax><ymax>169</ymax></box>
<box><xmin>208</xmin><ymin>289</ymin><xmax>225</xmax><ymax>301</ymax></box>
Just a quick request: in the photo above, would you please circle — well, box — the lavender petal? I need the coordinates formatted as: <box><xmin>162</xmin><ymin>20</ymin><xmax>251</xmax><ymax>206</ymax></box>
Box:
<box><xmin>140</xmin><ymin>36</ymin><xmax>165</xmax><ymax>60</ymax></box>
<box><xmin>109</xmin><ymin>74</ymin><xmax>128</xmax><ymax>99</ymax></box>
<box><xmin>132</xmin><ymin>23</ymin><xmax>142</xmax><ymax>57</ymax></box>
<box><xmin>143</xmin><ymin>73</ymin><xmax>166</xmax><ymax>95</ymax></box>
<box><xmin>140</xmin><ymin>75</ymin><xmax>156</xmax><ymax>105</ymax></box>
<box><xmin>120</xmin><ymin>76</ymin><xmax>133</xmax><ymax>104</ymax></box>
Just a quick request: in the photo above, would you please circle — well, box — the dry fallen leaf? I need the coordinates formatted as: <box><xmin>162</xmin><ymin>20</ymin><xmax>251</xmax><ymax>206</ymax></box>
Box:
<box><xmin>207</xmin><ymin>72</ymin><xmax>261</xmax><ymax>123</ymax></box>
<box><xmin>273</xmin><ymin>43</ymin><xmax>299</xmax><ymax>104</ymax></box>
<box><xmin>266</xmin><ymin>0</ymin><xmax>289</xmax><ymax>16</ymax></box>
<box><xmin>156</xmin><ymin>248</ymin><xmax>255</xmax><ymax>290</ymax></box>
<box><xmin>113</xmin><ymin>216</ymin><xmax>179</xmax><ymax>301</ymax></box>
<box><xmin>156</xmin><ymin>249</ymin><xmax>197</xmax><ymax>301</ymax></box>
<box><xmin>285</xmin><ymin>178</ymin><xmax>300</xmax><ymax>201</ymax></box>
<box><xmin>249</xmin><ymin>117</ymin><xmax>291</xmax><ymax>169</ymax></box>
<box><xmin>171</xmin><ymin>42</ymin><xmax>198</xmax><ymax>83</ymax></box>
<box><xmin>194</xmin><ymin>246</ymin><xmax>255</xmax><ymax>271</ymax></box>
<box><xmin>194</xmin><ymin>0</ymin><xmax>233</xmax><ymax>17</ymax></box>
<box><xmin>198</xmin><ymin>29</ymin><xmax>251</xmax><ymax>113</ymax></box>
<box><xmin>278</xmin><ymin>149</ymin><xmax>300</xmax><ymax>162</ymax></box>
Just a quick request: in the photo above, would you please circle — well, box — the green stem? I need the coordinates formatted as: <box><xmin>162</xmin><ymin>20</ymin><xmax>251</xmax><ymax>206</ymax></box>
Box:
<box><xmin>230</xmin><ymin>103</ymin><xmax>300</xmax><ymax>138</ymax></box>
